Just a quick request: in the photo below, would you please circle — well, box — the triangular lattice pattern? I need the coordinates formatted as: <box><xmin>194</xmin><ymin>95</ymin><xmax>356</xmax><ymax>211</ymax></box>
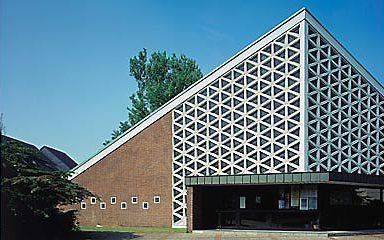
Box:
<box><xmin>307</xmin><ymin>25</ymin><xmax>384</xmax><ymax>175</ymax></box>
<box><xmin>171</xmin><ymin>25</ymin><xmax>303</xmax><ymax>227</ymax></box>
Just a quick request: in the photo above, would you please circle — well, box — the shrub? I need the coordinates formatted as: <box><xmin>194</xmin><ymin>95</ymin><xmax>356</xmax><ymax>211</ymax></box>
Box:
<box><xmin>1</xmin><ymin>136</ymin><xmax>93</xmax><ymax>240</ymax></box>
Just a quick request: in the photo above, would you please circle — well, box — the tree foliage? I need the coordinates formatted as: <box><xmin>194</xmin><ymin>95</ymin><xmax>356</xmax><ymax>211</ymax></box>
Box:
<box><xmin>104</xmin><ymin>49</ymin><xmax>203</xmax><ymax>145</ymax></box>
<box><xmin>1</xmin><ymin>136</ymin><xmax>93</xmax><ymax>239</ymax></box>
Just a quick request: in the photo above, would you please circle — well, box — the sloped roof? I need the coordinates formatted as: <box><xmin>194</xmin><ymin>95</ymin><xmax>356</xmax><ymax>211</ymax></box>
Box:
<box><xmin>2</xmin><ymin>136</ymin><xmax>67</xmax><ymax>171</ymax></box>
<box><xmin>2</xmin><ymin>135</ymin><xmax>77</xmax><ymax>171</ymax></box>
<box><xmin>1</xmin><ymin>135</ymin><xmax>50</xmax><ymax>170</ymax></box>
<box><xmin>2</xmin><ymin>135</ymin><xmax>39</xmax><ymax>151</ymax></box>
<box><xmin>40</xmin><ymin>146</ymin><xmax>77</xmax><ymax>170</ymax></box>
<box><xmin>69</xmin><ymin>8</ymin><xmax>384</xmax><ymax>180</ymax></box>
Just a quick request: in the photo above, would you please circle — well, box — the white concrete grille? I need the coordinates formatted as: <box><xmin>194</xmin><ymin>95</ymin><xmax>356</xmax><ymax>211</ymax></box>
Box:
<box><xmin>172</xmin><ymin>24</ymin><xmax>304</xmax><ymax>227</ymax></box>
<box><xmin>306</xmin><ymin>25</ymin><xmax>384</xmax><ymax>175</ymax></box>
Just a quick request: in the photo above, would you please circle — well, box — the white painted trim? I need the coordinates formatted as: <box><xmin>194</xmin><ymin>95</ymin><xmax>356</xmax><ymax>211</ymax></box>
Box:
<box><xmin>303</xmin><ymin>21</ymin><xmax>310</xmax><ymax>172</ymax></box>
<box><xmin>90</xmin><ymin>197</ymin><xmax>96</xmax><ymax>204</ymax></box>
<box><xmin>298</xmin><ymin>21</ymin><xmax>307</xmax><ymax>172</ymax></box>
<box><xmin>69</xmin><ymin>8</ymin><xmax>308</xmax><ymax>180</ymax></box>
<box><xmin>304</xmin><ymin>11</ymin><xmax>384</xmax><ymax>95</ymax></box>
<box><xmin>172</xmin><ymin>225</ymin><xmax>187</xmax><ymax>229</ymax></box>
<box><xmin>142</xmin><ymin>202</ymin><xmax>149</xmax><ymax>210</ymax></box>
<box><xmin>131</xmin><ymin>196</ymin><xmax>138</xmax><ymax>204</ymax></box>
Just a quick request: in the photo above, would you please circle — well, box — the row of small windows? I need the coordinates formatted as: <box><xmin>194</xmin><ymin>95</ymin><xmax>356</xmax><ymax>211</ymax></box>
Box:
<box><xmin>80</xmin><ymin>196</ymin><xmax>160</xmax><ymax>210</ymax></box>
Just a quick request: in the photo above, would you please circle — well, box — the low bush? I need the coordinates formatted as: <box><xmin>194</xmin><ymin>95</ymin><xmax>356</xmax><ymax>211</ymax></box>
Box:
<box><xmin>1</xmin><ymin>136</ymin><xmax>93</xmax><ymax>240</ymax></box>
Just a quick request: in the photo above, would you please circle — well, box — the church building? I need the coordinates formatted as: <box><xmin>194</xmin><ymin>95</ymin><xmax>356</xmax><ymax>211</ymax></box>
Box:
<box><xmin>70</xmin><ymin>9</ymin><xmax>384</xmax><ymax>231</ymax></box>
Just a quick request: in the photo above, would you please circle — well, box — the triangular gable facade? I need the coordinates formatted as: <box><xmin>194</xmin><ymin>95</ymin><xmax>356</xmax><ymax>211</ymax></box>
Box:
<box><xmin>70</xmin><ymin>9</ymin><xmax>384</xmax><ymax>228</ymax></box>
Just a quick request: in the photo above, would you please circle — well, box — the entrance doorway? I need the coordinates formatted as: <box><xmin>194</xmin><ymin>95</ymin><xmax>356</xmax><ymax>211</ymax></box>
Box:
<box><xmin>193</xmin><ymin>185</ymin><xmax>319</xmax><ymax>230</ymax></box>
<box><xmin>191</xmin><ymin>184</ymin><xmax>384</xmax><ymax>230</ymax></box>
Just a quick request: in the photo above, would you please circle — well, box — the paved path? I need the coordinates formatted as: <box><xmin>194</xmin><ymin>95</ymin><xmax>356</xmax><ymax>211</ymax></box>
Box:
<box><xmin>71</xmin><ymin>231</ymin><xmax>384</xmax><ymax>240</ymax></box>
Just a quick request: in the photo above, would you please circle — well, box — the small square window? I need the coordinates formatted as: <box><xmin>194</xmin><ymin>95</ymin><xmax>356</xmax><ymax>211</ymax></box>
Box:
<box><xmin>142</xmin><ymin>202</ymin><xmax>149</xmax><ymax>209</ymax></box>
<box><xmin>90</xmin><ymin>197</ymin><xmax>96</xmax><ymax>205</ymax></box>
<box><xmin>81</xmin><ymin>202</ymin><xmax>86</xmax><ymax>209</ymax></box>
<box><xmin>154</xmin><ymin>196</ymin><xmax>160</xmax><ymax>204</ymax></box>
<box><xmin>100</xmin><ymin>202</ymin><xmax>106</xmax><ymax>209</ymax></box>
<box><xmin>131</xmin><ymin>196</ymin><xmax>138</xmax><ymax>204</ymax></box>
<box><xmin>121</xmin><ymin>202</ymin><xmax>127</xmax><ymax>210</ymax></box>
<box><xmin>111</xmin><ymin>197</ymin><xmax>116</xmax><ymax>205</ymax></box>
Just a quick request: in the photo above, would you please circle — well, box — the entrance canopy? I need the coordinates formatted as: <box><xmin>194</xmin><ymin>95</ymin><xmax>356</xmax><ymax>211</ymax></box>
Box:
<box><xmin>185</xmin><ymin>172</ymin><xmax>384</xmax><ymax>188</ymax></box>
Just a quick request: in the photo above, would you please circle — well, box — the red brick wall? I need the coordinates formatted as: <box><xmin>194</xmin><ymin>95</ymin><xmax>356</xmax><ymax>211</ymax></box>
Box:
<box><xmin>186</xmin><ymin>186</ymin><xmax>203</xmax><ymax>231</ymax></box>
<box><xmin>71</xmin><ymin>113</ymin><xmax>173</xmax><ymax>227</ymax></box>
<box><xmin>186</xmin><ymin>186</ymin><xmax>193</xmax><ymax>232</ymax></box>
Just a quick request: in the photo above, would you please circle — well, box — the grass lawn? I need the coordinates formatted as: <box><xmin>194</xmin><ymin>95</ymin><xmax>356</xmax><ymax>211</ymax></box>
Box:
<box><xmin>79</xmin><ymin>225</ymin><xmax>187</xmax><ymax>233</ymax></box>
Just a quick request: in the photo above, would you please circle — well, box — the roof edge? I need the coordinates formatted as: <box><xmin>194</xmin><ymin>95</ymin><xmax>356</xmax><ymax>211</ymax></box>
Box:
<box><xmin>68</xmin><ymin>8</ymin><xmax>310</xmax><ymax>180</ymax></box>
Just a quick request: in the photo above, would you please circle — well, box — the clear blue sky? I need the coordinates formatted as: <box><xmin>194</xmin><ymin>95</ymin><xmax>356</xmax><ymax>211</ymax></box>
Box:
<box><xmin>1</xmin><ymin>0</ymin><xmax>383</xmax><ymax>163</ymax></box>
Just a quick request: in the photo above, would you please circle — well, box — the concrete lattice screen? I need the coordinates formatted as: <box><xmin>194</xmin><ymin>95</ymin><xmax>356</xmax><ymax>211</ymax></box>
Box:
<box><xmin>171</xmin><ymin>21</ymin><xmax>384</xmax><ymax>228</ymax></box>
<box><xmin>172</xmin><ymin>24</ymin><xmax>304</xmax><ymax>227</ymax></box>
<box><xmin>307</xmin><ymin>26</ymin><xmax>384</xmax><ymax>174</ymax></box>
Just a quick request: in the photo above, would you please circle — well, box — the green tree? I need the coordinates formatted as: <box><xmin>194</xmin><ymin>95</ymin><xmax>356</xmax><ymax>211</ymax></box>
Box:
<box><xmin>104</xmin><ymin>49</ymin><xmax>202</xmax><ymax>145</ymax></box>
<box><xmin>1</xmin><ymin>137</ymin><xmax>94</xmax><ymax>240</ymax></box>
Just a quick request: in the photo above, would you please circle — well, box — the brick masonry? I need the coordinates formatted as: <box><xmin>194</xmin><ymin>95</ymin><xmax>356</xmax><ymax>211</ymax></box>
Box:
<box><xmin>187</xmin><ymin>186</ymin><xmax>203</xmax><ymax>232</ymax></box>
<box><xmin>71</xmin><ymin>112</ymin><xmax>173</xmax><ymax>227</ymax></box>
<box><xmin>186</xmin><ymin>187</ymin><xmax>193</xmax><ymax>232</ymax></box>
